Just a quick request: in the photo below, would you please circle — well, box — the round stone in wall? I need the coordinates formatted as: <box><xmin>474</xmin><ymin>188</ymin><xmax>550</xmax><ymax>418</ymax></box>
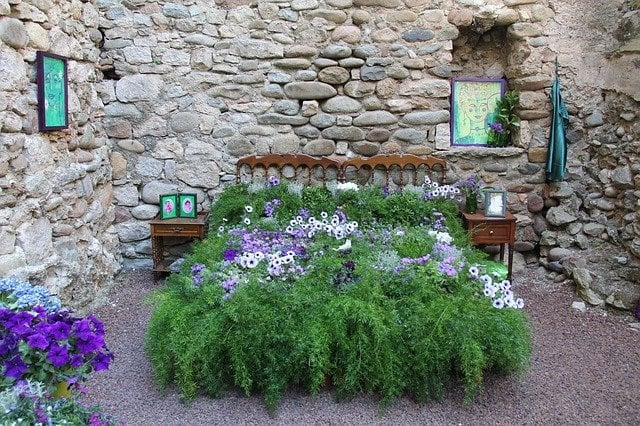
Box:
<box><xmin>284</xmin><ymin>82</ymin><xmax>337</xmax><ymax>99</ymax></box>
<box><xmin>402</xmin><ymin>29</ymin><xmax>435</xmax><ymax>42</ymax></box>
<box><xmin>353</xmin><ymin>111</ymin><xmax>397</xmax><ymax>126</ymax></box>
<box><xmin>310</xmin><ymin>113</ymin><xmax>336</xmax><ymax>129</ymax></box>
<box><xmin>318</xmin><ymin>66</ymin><xmax>350</xmax><ymax>84</ymax></box>
<box><xmin>321</xmin><ymin>96</ymin><xmax>362</xmax><ymax>113</ymax></box>
<box><xmin>321</xmin><ymin>44</ymin><xmax>352</xmax><ymax>59</ymax></box>
<box><xmin>360</xmin><ymin>66</ymin><xmax>386</xmax><ymax>81</ymax></box>
<box><xmin>366</xmin><ymin>129</ymin><xmax>391</xmax><ymax>142</ymax></box>
<box><xmin>351</xmin><ymin>141</ymin><xmax>380</xmax><ymax>156</ymax></box>
<box><xmin>302</xmin><ymin>139</ymin><xmax>336</xmax><ymax>156</ymax></box>
<box><xmin>344</xmin><ymin>81</ymin><xmax>375</xmax><ymax>98</ymax></box>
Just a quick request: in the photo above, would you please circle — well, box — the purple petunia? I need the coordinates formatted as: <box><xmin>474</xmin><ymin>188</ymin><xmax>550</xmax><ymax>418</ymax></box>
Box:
<box><xmin>26</xmin><ymin>333</ymin><xmax>49</xmax><ymax>350</ymax></box>
<box><xmin>4</xmin><ymin>355</ymin><xmax>28</xmax><ymax>379</ymax></box>
<box><xmin>5</xmin><ymin>311</ymin><xmax>34</xmax><ymax>335</ymax></box>
<box><xmin>48</xmin><ymin>321</ymin><xmax>71</xmax><ymax>340</ymax></box>
<box><xmin>0</xmin><ymin>335</ymin><xmax>17</xmax><ymax>356</ymax></box>
<box><xmin>91</xmin><ymin>352</ymin><xmax>112</xmax><ymax>372</ymax></box>
<box><xmin>223</xmin><ymin>249</ymin><xmax>238</xmax><ymax>262</ymax></box>
<box><xmin>76</xmin><ymin>333</ymin><xmax>104</xmax><ymax>355</ymax></box>
<box><xmin>47</xmin><ymin>344</ymin><xmax>70</xmax><ymax>368</ymax></box>
<box><xmin>488</xmin><ymin>122</ymin><xmax>504</xmax><ymax>133</ymax></box>
<box><xmin>70</xmin><ymin>354</ymin><xmax>84</xmax><ymax>368</ymax></box>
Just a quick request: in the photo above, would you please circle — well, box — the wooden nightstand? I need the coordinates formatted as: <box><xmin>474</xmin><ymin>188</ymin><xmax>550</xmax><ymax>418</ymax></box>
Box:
<box><xmin>149</xmin><ymin>212</ymin><xmax>209</xmax><ymax>280</ymax></box>
<box><xmin>462</xmin><ymin>211</ymin><xmax>516</xmax><ymax>281</ymax></box>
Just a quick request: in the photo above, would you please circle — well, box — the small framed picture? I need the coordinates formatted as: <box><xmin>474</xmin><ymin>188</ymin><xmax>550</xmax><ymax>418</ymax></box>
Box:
<box><xmin>178</xmin><ymin>193</ymin><xmax>197</xmax><ymax>218</ymax></box>
<box><xmin>483</xmin><ymin>189</ymin><xmax>507</xmax><ymax>217</ymax></box>
<box><xmin>36</xmin><ymin>51</ymin><xmax>69</xmax><ymax>132</ymax></box>
<box><xmin>159</xmin><ymin>194</ymin><xmax>178</xmax><ymax>219</ymax></box>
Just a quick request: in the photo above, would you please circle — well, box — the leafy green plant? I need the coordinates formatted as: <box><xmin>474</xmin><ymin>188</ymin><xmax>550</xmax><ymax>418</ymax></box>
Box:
<box><xmin>488</xmin><ymin>91</ymin><xmax>520</xmax><ymax>147</ymax></box>
<box><xmin>146</xmin><ymin>181</ymin><xmax>531</xmax><ymax>414</ymax></box>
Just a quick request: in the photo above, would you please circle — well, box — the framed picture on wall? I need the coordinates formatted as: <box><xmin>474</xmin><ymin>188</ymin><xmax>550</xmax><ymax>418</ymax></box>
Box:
<box><xmin>36</xmin><ymin>51</ymin><xmax>69</xmax><ymax>132</ymax></box>
<box><xmin>483</xmin><ymin>189</ymin><xmax>507</xmax><ymax>217</ymax></box>
<box><xmin>160</xmin><ymin>194</ymin><xmax>178</xmax><ymax>220</ymax></box>
<box><xmin>451</xmin><ymin>78</ymin><xmax>506</xmax><ymax>146</ymax></box>
<box><xmin>178</xmin><ymin>193</ymin><xmax>197</xmax><ymax>218</ymax></box>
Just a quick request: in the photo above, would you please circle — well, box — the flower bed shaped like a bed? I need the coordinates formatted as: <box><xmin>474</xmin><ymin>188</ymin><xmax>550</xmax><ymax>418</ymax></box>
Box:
<box><xmin>146</xmin><ymin>179</ymin><xmax>531</xmax><ymax>413</ymax></box>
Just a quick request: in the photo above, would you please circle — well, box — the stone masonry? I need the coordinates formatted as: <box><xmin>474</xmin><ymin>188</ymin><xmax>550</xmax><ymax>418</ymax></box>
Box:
<box><xmin>0</xmin><ymin>0</ymin><xmax>638</xmax><ymax>312</ymax></box>
<box><xmin>0</xmin><ymin>0</ymin><xmax>120</xmax><ymax>309</ymax></box>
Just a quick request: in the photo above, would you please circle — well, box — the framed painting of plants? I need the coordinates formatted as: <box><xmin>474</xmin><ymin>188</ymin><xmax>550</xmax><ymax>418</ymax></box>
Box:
<box><xmin>160</xmin><ymin>194</ymin><xmax>178</xmax><ymax>220</ymax></box>
<box><xmin>451</xmin><ymin>78</ymin><xmax>506</xmax><ymax>146</ymax></box>
<box><xmin>36</xmin><ymin>51</ymin><xmax>69</xmax><ymax>132</ymax></box>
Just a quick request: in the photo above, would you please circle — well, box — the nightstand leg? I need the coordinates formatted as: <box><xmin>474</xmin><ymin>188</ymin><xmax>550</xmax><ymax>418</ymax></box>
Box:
<box><xmin>152</xmin><ymin>236</ymin><xmax>164</xmax><ymax>281</ymax></box>
<box><xmin>499</xmin><ymin>243</ymin><xmax>505</xmax><ymax>263</ymax></box>
<box><xmin>508</xmin><ymin>243</ymin><xmax>514</xmax><ymax>282</ymax></box>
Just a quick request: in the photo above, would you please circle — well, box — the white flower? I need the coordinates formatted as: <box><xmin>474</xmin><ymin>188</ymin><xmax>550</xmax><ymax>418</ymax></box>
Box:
<box><xmin>483</xmin><ymin>288</ymin><xmax>493</xmax><ymax>297</ymax></box>
<box><xmin>492</xmin><ymin>298</ymin><xmax>505</xmax><ymax>309</ymax></box>
<box><xmin>246</xmin><ymin>258</ymin><xmax>259</xmax><ymax>268</ymax></box>
<box><xmin>254</xmin><ymin>252</ymin><xmax>265</xmax><ymax>261</ymax></box>
<box><xmin>314</xmin><ymin>222</ymin><xmax>323</xmax><ymax>231</ymax></box>
<box><xmin>296</xmin><ymin>216</ymin><xmax>304</xmax><ymax>224</ymax></box>
<box><xmin>324</xmin><ymin>225</ymin><xmax>333</xmax><ymax>233</ymax></box>
<box><xmin>333</xmin><ymin>239</ymin><xmax>352</xmax><ymax>252</ymax></box>
<box><xmin>290</xmin><ymin>219</ymin><xmax>297</xmax><ymax>226</ymax></box>
<box><xmin>480</xmin><ymin>274</ymin><xmax>492</xmax><ymax>286</ymax></box>
<box><xmin>321</xmin><ymin>211</ymin><xmax>328</xmax><ymax>219</ymax></box>
<box><xmin>500</xmin><ymin>280</ymin><xmax>511</xmax><ymax>290</ymax></box>
<box><xmin>331</xmin><ymin>217</ymin><xmax>340</xmax><ymax>227</ymax></box>
<box><xmin>307</xmin><ymin>230</ymin><xmax>315</xmax><ymax>238</ymax></box>
<box><xmin>286</xmin><ymin>226</ymin><xmax>294</xmax><ymax>233</ymax></box>
<box><xmin>334</xmin><ymin>229</ymin><xmax>345</xmax><ymax>239</ymax></box>
<box><xmin>424</xmin><ymin>176</ymin><xmax>432</xmax><ymax>185</ymax></box>
<box><xmin>503</xmin><ymin>289</ymin><xmax>513</xmax><ymax>299</ymax></box>
<box><xmin>222</xmin><ymin>218</ymin><xmax>228</xmax><ymax>222</ymax></box>
<box><xmin>350</xmin><ymin>221</ymin><xmax>358</xmax><ymax>229</ymax></box>
<box><xmin>432</xmin><ymin>182</ymin><xmax>439</xmax><ymax>188</ymax></box>
<box><xmin>516</xmin><ymin>298</ymin><xmax>525</xmax><ymax>309</ymax></box>
<box><xmin>346</xmin><ymin>224</ymin><xmax>355</xmax><ymax>233</ymax></box>
<box><xmin>468</xmin><ymin>266</ymin><xmax>480</xmax><ymax>278</ymax></box>
<box><xmin>396</xmin><ymin>230</ymin><xmax>405</xmax><ymax>236</ymax></box>
<box><xmin>286</xmin><ymin>250</ymin><xmax>295</xmax><ymax>257</ymax></box>
<box><xmin>337</xmin><ymin>182</ymin><xmax>358</xmax><ymax>191</ymax></box>
<box><xmin>308</xmin><ymin>217</ymin><xmax>317</xmax><ymax>224</ymax></box>
<box><xmin>243</xmin><ymin>217</ymin><xmax>251</xmax><ymax>225</ymax></box>
<box><xmin>244</xmin><ymin>205</ymin><xmax>253</xmax><ymax>213</ymax></box>
<box><xmin>218</xmin><ymin>226</ymin><xmax>225</xmax><ymax>233</ymax></box>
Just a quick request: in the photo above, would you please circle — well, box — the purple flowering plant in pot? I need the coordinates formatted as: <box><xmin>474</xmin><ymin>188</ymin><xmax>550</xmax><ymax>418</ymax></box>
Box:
<box><xmin>456</xmin><ymin>175</ymin><xmax>484</xmax><ymax>214</ymax></box>
<box><xmin>0</xmin><ymin>305</ymin><xmax>113</xmax><ymax>394</ymax></box>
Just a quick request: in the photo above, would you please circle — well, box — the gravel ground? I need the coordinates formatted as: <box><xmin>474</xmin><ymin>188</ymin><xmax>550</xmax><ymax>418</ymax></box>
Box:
<box><xmin>84</xmin><ymin>268</ymin><xmax>640</xmax><ymax>425</ymax></box>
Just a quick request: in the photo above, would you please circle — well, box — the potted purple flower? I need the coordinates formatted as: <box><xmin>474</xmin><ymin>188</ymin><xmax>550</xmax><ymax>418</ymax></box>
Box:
<box><xmin>456</xmin><ymin>175</ymin><xmax>484</xmax><ymax>213</ymax></box>
<box><xmin>0</xmin><ymin>306</ymin><xmax>113</xmax><ymax>396</ymax></box>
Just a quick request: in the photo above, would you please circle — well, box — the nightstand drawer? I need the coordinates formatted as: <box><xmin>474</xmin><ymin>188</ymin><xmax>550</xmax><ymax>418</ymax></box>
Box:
<box><xmin>151</xmin><ymin>223</ymin><xmax>204</xmax><ymax>237</ymax></box>
<box><xmin>469</xmin><ymin>224</ymin><xmax>512</xmax><ymax>243</ymax></box>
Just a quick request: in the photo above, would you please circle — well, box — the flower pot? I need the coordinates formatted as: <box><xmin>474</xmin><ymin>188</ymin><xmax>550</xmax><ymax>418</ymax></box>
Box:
<box><xmin>465</xmin><ymin>194</ymin><xmax>478</xmax><ymax>214</ymax></box>
<box><xmin>52</xmin><ymin>380</ymin><xmax>72</xmax><ymax>399</ymax></box>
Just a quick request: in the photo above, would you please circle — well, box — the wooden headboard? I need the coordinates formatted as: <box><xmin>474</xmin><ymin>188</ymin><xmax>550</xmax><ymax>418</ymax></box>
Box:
<box><xmin>236</xmin><ymin>153</ymin><xmax>447</xmax><ymax>186</ymax></box>
<box><xmin>236</xmin><ymin>154</ymin><xmax>341</xmax><ymax>184</ymax></box>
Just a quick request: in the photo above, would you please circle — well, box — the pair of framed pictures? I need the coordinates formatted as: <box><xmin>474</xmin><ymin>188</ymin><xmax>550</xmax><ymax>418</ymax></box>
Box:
<box><xmin>160</xmin><ymin>193</ymin><xmax>197</xmax><ymax>219</ymax></box>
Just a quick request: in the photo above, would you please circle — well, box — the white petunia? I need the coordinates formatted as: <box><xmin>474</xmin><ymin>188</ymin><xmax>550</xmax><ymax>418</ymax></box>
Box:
<box><xmin>244</xmin><ymin>205</ymin><xmax>253</xmax><ymax>213</ymax></box>
<box><xmin>307</xmin><ymin>230</ymin><xmax>315</xmax><ymax>238</ymax></box>
<box><xmin>296</xmin><ymin>216</ymin><xmax>304</xmax><ymax>224</ymax></box>
<box><xmin>254</xmin><ymin>252</ymin><xmax>265</xmax><ymax>260</ymax></box>
<box><xmin>492</xmin><ymin>298</ymin><xmax>505</xmax><ymax>309</ymax></box>
<box><xmin>290</xmin><ymin>219</ymin><xmax>297</xmax><ymax>227</ymax></box>
<box><xmin>218</xmin><ymin>226</ymin><xmax>225</xmax><ymax>233</ymax></box>
<box><xmin>331</xmin><ymin>218</ymin><xmax>340</xmax><ymax>227</ymax></box>
<box><xmin>480</xmin><ymin>274</ymin><xmax>492</xmax><ymax>286</ymax></box>
<box><xmin>286</xmin><ymin>250</ymin><xmax>295</xmax><ymax>257</ymax></box>
<box><xmin>469</xmin><ymin>266</ymin><xmax>480</xmax><ymax>278</ymax></box>
<box><xmin>324</xmin><ymin>225</ymin><xmax>333</xmax><ymax>233</ymax></box>
<box><xmin>286</xmin><ymin>226</ymin><xmax>294</xmax><ymax>233</ymax></box>
<box><xmin>516</xmin><ymin>298</ymin><xmax>525</xmax><ymax>309</ymax></box>
<box><xmin>321</xmin><ymin>211</ymin><xmax>328</xmax><ymax>219</ymax></box>
<box><xmin>243</xmin><ymin>217</ymin><xmax>251</xmax><ymax>225</ymax></box>
<box><xmin>500</xmin><ymin>280</ymin><xmax>511</xmax><ymax>290</ymax></box>
<box><xmin>483</xmin><ymin>288</ymin><xmax>493</xmax><ymax>297</ymax></box>
<box><xmin>246</xmin><ymin>258</ymin><xmax>259</xmax><ymax>269</ymax></box>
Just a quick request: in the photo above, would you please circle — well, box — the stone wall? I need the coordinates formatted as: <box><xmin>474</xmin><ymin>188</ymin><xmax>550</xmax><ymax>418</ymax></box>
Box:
<box><xmin>67</xmin><ymin>0</ymin><xmax>640</xmax><ymax>310</ymax></box>
<box><xmin>0</xmin><ymin>0</ymin><xmax>120</xmax><ymax>309</ymax></box>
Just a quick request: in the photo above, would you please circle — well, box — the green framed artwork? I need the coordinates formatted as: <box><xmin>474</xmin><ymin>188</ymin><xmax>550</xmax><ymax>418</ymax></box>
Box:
<box><xmin>451</xmin><ymin>78</ymin><xmax>506</xmax><ymax>146</ymax></box>
<box><xmin>160</xmin><ymin>194</ymin><xmax>178</xmax><ymax>220</ymax></box>
<box><xmin>178</xmin><ymin>193</ymin><xmax>197</xmax><ymax>218</ymax></box>
<box><xmin>36</xmin><ymin>51</ymin><xmax>69</xmax><ymax>132</ymax></box>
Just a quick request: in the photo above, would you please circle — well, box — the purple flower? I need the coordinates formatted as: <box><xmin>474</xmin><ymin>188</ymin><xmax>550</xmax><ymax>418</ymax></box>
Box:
<box><xmin>223</xmin><ymin>249</ymin><xmax>238</xmax><ymax>262</ymax></box>
<box><xmin>298</xmin><ymin>208</ymin><xmax>310</xmax><ymax>220</ymax></box>
<box><xmin>488</xmin><ymin>122</ymin><xmax>505</xmax><ymax>133</ymax></box>
<box><xmin>27</xmin><ymin>332</ymin><xmax>49</xmax><ymax>350</ymax></box>
<box><xmin>70</xmin><ymin>354</ymin><xmax>84</xmax><ymax>368</ymax></box>
<box><xmin>73</xmin><ymin>319</ymin><xmax>93</xmax><ymax>341</ymax></box>
<box><xmin>268</xmin><ymin>176</ymin><xmax>280</xmax><ymax>186</ymax></box>
<box><xmin>5</xmin><ymin>311</ymin><xmax>34</xmax><ymax>335</ymax></box>
<box><xmin>0</xmin><ymin>335</ymin><xmax>17</xmax><ymax>356</ymax></box>
<box><xmin>91</xmin><ymin>352</ymin><xmax>112</xmax><ymax>372</ymax></box>
<box><xmin>89</xmin><ymin>413</ymin><xmax>106</xmax><ymax>426</ymax></box>
<box><xmin>4</xmin><ymin>355</ymin><xmax>28</xmax><ymax>379</ymax></box>
<box><xmin>344</xmin><ymin>260</ymin><xmax>355</xmax><ymax>270</ymax></box>
<box><xmin>87</xmin><ymin>315</ymin><xmax>105</xmax><ymax>335</ymax></box>
<box><xmin>381</xmin><ymin>186</ymin><xmax>389</xmax><ymax>197</ymax></box>
<box><xmin>34</xmin><ymin>406</ymin><xmax>48</xmax><ymax>424</ymax></box>
<box><xmin>48</xmin><ymin>321</ymin><xmax>71</xmax><ymax>340</ymax></box>
<box><xmin>76</xmin><ymin>334</ymin><xmax>104</xmax><ymax>354</ymax></box>
<box><xmin>47</xmin><ymin>344</ymin><xmax>69</xmax><ymax>368</ymax></box>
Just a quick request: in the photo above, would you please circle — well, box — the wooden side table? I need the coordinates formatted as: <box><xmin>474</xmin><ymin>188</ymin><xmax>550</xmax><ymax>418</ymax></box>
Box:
<box><xmin>462</xmin><ymin>211</ymin><xmax>516</xmax><ymax>281</ymax></box>
<box><xmin>149</xmin><ymin>212</ymin><xmax>209</xmax><ymax>280</ymax></box>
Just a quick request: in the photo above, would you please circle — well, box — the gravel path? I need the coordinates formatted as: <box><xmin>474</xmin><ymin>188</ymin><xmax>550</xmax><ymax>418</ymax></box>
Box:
<box><xmin>84</xmin><ymin>268</ymin><xmax>640</xmax><ymax>425</ymax></box>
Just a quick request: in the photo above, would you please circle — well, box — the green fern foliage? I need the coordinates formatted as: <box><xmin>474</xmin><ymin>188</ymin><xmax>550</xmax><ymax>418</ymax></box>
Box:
<box><xmin>146</xmin><ymin>182</ymin><xmax>531</xmax><ymax>413</ymax></box>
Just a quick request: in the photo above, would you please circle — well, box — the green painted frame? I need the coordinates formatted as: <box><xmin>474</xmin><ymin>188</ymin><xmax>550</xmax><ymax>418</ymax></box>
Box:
<box><xmin>36</xmin><ymin>51</ymin><xmax>69</xmax><ymax>132</ymax></box>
